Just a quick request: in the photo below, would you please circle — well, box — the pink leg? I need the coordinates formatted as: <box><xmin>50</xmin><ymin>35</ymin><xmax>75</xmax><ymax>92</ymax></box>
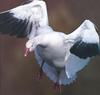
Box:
<box><xmin>53</xmin><ymin>82</ymin><xmax>62</xmax><ymax>93</ymax></box>
<box><xmin>53</xmin><ymin>70</ymin><xmax>63</xmax><ymax>93</ymax></box>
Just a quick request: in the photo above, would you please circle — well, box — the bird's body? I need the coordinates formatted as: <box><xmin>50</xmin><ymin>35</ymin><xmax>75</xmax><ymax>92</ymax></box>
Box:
<box><xmin>26</xmin><ymin>20</ymin><xmax>99</xmax><ymax>85</ymax></box>
<box><xmin>36</xmin><ymin>32</ymin><xmax>67</xmax><ymax>68</ymax></box>
<box><xmin>37</xmin><ymin>32</ymin><xmax>89</xmax><ymax>68</ymax></box>
<box><xmin>0</xmin><ymin>0</ymin><xmax>100</xmax><ymax>86</ymax></box>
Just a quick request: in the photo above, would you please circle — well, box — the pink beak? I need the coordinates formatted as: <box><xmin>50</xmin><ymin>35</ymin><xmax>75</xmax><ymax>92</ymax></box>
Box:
<box><xmin>24</xmin><ymin>48</ymin><xmax>30</xmax><ymax>57</ymax></box>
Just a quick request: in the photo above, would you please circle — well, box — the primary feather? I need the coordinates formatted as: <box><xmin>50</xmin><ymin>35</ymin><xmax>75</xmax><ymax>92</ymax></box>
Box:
<box><xmin>0</xmin><ymin>0</ymin><xmax>48</xmax><ymax>37</ymax></box>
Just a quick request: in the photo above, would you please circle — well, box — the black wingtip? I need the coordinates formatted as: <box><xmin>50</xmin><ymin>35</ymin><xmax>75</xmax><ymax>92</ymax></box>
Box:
<box><xmin>0</xmin><ymin>11</ymin><xmax>33</xmax><ymax>38</ymax></box>
<box><xmin>70</xmin><ymin>40</ymin><xmax>100</xmax><ymax>59</ymax></box>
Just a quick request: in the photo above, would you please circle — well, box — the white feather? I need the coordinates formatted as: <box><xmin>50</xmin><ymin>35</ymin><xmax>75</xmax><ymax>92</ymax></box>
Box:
<box><xmin>11</xmin><ymin>0</ymin><xmax>48</xmax><ymax>26</ymax></box>
<box><xmin>66</xmin><ymin>20</ymin><xmax>99</xmax><ymax>44</ymax></box>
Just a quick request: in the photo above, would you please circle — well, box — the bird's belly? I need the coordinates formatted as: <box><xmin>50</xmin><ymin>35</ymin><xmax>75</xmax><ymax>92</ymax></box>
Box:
<box><xmin>53</xmin><ymin>59</ymin><xmax>66</xmax><ymax>68</ymax></box>
<box><xmin>38</xmin><ymin>45</ymin><xmax>67</xmax><ymax>68</ymax></box>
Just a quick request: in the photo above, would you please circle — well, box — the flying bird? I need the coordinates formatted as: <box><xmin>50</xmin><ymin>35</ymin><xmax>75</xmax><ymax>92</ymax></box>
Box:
<box><xmin>0</xmin><ymin>0</ymin><xmax>100</xmax><ymax>89</ymax></box>
<box><xmin>26</xmin><ymin>20</ymin><xmax>100</xmax><ymax>86</ymax></box>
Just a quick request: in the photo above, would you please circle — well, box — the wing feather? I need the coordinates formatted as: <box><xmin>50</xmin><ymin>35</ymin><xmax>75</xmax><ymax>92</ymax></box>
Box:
<box><xmin>70</xmin><ymin>20</ymin><xmax>100</xmax><ymax>58</ymax></box>
<box><xmin>0</xmin><ymin>10</ymin><xmax>33</xmax><ymax>37</ymax></box>
<box><xmin>65</xmin><ymin>20</ymin><xmax>100</xmax><ymax>78</ymax></box>
<box><xmin>0</xmin><ymin>0</ymin><xmax>48</xmax><ymax>38</ymax></box>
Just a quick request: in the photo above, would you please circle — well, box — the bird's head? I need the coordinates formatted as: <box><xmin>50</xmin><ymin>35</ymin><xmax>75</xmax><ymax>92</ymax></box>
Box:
<box><xmin>24</xmin><ymin>40</ymin><xmax>35</xmax><ymax>57</ymax></box>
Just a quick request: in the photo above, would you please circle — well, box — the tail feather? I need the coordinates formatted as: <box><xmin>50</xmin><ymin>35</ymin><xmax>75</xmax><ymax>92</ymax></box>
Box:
<box><xmin>43</xmin><ymin>63</ymin><xmax>77</xmax><ymax>85</ymax></box>
<box><xmin>59</xmin><ymin>69</ymin><xmax>77</xmax><ymax>85</ymax></box>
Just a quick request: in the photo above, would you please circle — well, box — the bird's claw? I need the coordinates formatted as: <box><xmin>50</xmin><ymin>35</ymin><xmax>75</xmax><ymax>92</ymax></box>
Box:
<box><xmin>53</xmin><ymin>82</ymin><xmax>62</xmax><ymax>93</ymax></box>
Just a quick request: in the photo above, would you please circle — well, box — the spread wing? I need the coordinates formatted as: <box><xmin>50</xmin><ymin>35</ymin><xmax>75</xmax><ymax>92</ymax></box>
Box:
<box><xmin>65</xmin><ymin>20</ymin><xmax>100</xmax><ymax>78</ymax></box>
<box><xmin>0</xmin><ymin>0</ymin><xmax>48</xmax><ymax>38</ymax></box>
<box><xmin>70</xmin><ymin>20</ymin><xmax>100</xmax><ymax>59</ymax></box>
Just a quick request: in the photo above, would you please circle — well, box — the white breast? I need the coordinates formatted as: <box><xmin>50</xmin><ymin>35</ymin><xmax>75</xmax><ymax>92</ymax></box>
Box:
<box><xmin>37</xmin><ymin>32</ymin><xmax>67</xmax><ymax>67</ymax></box>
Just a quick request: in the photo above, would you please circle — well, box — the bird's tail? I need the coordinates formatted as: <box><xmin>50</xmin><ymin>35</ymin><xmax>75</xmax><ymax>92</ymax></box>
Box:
<box><xmin>59</xmin><ymin>69</ymin><xmax>77</xmax><ymax>85</ymax></box>
<box><xmin>42</xmin><ymin>63</ymin><xmax>77</xmax><ymax>85</ymax></box>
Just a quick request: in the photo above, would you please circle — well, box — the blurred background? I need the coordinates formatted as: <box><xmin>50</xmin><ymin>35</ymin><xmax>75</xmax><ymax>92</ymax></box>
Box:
<box><xmin>0</xmin><ymin>0</ymin><xmax>100</xmax><ymax>95</ymax></box>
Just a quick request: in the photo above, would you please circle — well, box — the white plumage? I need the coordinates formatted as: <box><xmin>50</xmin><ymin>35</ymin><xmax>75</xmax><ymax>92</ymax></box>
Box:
<box><xmin>26</xmin><ymin>20</ymin><xmax>100</xmax><ymax>85</ymax></box>
<box><xmin>0</xmin><ymin>0</ymin><xmax>99</xmax><ymax>86</ymax></box>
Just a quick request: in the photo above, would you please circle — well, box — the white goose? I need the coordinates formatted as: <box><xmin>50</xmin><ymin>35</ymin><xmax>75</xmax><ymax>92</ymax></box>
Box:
<box><xmin>26</xmin><ymin>20</ymin><xmax>100</xmax><ymax>86</ymax></box>
<box><xmin>0</xmin><ymin>0</ymin><xmax>99</xmax><ymax>86</ymax></box>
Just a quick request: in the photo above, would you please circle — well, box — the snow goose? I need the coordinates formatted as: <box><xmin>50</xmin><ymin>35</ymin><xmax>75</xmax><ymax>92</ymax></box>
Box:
<box><xmin>26</xmin><ymin>20</ymin><xmax>100</xmax><ymax>86</ymax></box>
<box><xmin>0</xmin><ymin>0</ymin><xmax>99</xmax><ymax>87</ymax></box>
